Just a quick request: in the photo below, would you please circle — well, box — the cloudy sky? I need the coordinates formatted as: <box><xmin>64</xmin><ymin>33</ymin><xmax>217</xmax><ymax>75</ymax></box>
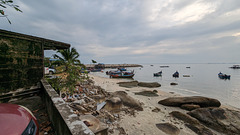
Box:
<box><xmin>1</xmin><ymin>0</ymin><xmax>240</xmax><ymax>64</ymax></box>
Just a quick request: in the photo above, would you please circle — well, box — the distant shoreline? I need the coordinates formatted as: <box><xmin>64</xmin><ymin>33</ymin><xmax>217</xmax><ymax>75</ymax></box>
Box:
<box><xmin>85</xmin><ymin>64</ymin><xmax>143</xmax><ymax>68</ymax></box>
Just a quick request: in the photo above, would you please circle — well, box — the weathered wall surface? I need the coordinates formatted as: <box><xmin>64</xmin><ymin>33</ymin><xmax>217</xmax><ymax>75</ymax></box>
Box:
<box><xmin>41</xmin><ymin>79</ymin><xmax>94</xmax><ymax>135</ymax></box>
<box><xmin>0</xmin><ymin>34</ymin><xmax>43</xmax><ymax>93</ymax></box>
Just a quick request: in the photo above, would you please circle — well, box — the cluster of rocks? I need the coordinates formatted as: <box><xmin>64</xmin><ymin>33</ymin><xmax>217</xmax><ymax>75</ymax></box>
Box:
<box><xmin>63</xmin><ymin>79</ymin><xmax>143</xmax><ymax>134</ymax></box>
<box><xmin>158</xmin><ymin>96</ymin><xmax>240</xmax><ymax>135</ymax></box>
<box><xmin>117</xmin><ymin>81</ymin><xmax>161</xmax><ymax>88</ymax></box>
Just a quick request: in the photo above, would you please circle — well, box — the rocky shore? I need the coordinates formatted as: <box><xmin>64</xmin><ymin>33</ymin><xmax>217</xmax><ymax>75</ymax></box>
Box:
<box><xmin>88</xmin><ymin>74</ymin><xmax>240</xmax><ymax>135</ymax></box>
<box><xmin>63</xmin><ymin>73</ymin><xmax>240</xmax><ymax>135</ymax></box>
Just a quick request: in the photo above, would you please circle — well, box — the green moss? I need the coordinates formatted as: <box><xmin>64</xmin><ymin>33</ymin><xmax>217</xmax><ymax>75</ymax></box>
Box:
<box><xmin>0</xmin><ymin>42</ymin><xmax>9</xmax><ymax>55</ymax></box>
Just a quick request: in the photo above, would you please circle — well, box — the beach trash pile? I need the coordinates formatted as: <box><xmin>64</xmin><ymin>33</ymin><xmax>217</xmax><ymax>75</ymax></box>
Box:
<box><xmin>61</xmin><ymin>78</ymin><xmax>143</xmax><ymax>134</ymax></box>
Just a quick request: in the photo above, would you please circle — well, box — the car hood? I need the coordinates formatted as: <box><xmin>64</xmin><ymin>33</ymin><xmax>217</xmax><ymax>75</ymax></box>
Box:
<box><xmin>0</xmin><ymin>103</ymin><xmax>32</xmax><ymax>135</ymax></box>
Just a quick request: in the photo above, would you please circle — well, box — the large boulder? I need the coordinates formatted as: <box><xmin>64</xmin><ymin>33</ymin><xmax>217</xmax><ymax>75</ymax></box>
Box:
<box><xmin>104</xmin><ymin>97</ymin><xmax>123</xmax><ymax>112</ymax></box>
<box><xmin>170</xmin><ymin>111</ymin><xmax>215</xmax><ymax>135</ymax></box>
<box><xmin>134</xmin><ymin>91</ymin><xmax>159</xmax><ymax>97</ymax></box>
<box><xmin>112</xmin><ymin>91</ymin><xmax>143</xmax><ymax>111</ymax></box>
<box><xmin>117</xmin><ymin>81</ymin><xmax>139</xmax><ymax>88</ymax></box>
<box><xmin>138</xmin><ymin>82</ymin><xmax>161</xmax><ymax>88</ymax></box>
<box><xmin>158</xmin><ymin>96</ymin><xmax>221</xmax><ymax>107</ymax></box>
<box><xmin>188</xmin><ymin>107</ymin><xmax>240</xmax><ymax>135</ymax></box>
<box><xmin>181</xmin><ymin>104</ymin><xmax>201</xmax><ymax>111</ymax></box>
<box><xmin>155</xmin><ymin>123</ymin><xmax>180</xmax><ymax>135</ymax></box>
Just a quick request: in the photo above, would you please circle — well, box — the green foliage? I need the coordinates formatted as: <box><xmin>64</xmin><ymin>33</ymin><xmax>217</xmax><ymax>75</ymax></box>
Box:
<box><xmin>46</xmin><ymin>77</ymin><xmax>61</xmax><ymax>95</ymax></box>
<box><xmin>44</xmin><ymin>57</ymin><xmax>51</xmax><ymax>67</ymax></box>
<box><xmin>53</xmin><ymin>47</ymin><xmax>81</xmax><ymax>71</ymax></box>
<box><xmin>0</xmin><ymin>0</ymin><xmax>22</xmax><ymax>24</ymax></box>
<box><xmin>48</xmin><ymin>47</ymin><xmax>88</xmax><ymax>95</ymax></box>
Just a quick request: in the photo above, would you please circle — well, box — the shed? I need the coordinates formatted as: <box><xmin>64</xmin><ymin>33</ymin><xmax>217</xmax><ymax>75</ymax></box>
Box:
<box><xmin>0</xmin><ymin>29</ymin><xmax>70</xmax><ymax>93</ymax></box>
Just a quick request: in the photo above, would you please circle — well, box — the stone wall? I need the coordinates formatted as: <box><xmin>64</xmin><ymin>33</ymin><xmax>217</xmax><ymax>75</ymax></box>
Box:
<box><xmin>0</xmin><ymin>34</ymin><xmax>43</xmax><ymax>93</ymax></box>
<box><xmin>41</xmin><ymin>79</ymin><xmax>94</xmax><ymax>135</ymax></box>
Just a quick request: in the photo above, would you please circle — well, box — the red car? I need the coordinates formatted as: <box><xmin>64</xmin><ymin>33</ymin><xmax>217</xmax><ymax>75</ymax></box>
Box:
<box><xmin>0</xmin><ymin>103</ymin><xmax>39</xmax><ymax>135</ymax></box>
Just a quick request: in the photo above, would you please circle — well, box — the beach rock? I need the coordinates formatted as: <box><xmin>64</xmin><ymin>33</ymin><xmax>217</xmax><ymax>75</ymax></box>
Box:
<box><xmin>188</xmin><ymin>107</ymin><xmax>240</xmax><ymax>135</ymax></box>
<box><xmin>112</xmin><ymin>91</ymin><xmax>143</xmax><ymax>111</ymax></box>
<box><xmin>104</xmin><ymin>97</ymin><xmax>123</xmax><ymax>112</ymax></box>
<box><xmin>170</xmin><ymin>111</ymin><xmax>215</xmax><ymax>135</ymax></box>
<box><xmin>134</xmin><ymin>91</ymin><xmax>159</xmax><ymax>97</ymax></box>
<box><xmin>138</xmin><ymin>82</ymin><xmax>161</xmax><ymax>88</ymax></box>
<box><xmin>170</xmin><ymin>82</ymin><xmax>178</xmax><ymax>85</ymax></box>
<box><xmin>158</xmin><ymin>96</ymin><xmax>221</xmax><ymax>107</ymax></box>
<box><xmin>181</xmin><ymin>104</ymin><xmax>201</xmax><ymax>111</ymax></box>
<box><xmin>117</xmin><ymin>81</ymin><xmax>139</xmax><ymax>88</ymax></box>
<box><xmin>80</xmin><ymin>115</ymin><xmax>108</xmax><ymax>134</ymax></box>
<box><xmin>152</xmin><ymin>107</ymin><xmax>161</xmax><ymax>113</ymax></box>
<box><xmin>156</xmin><ymin>123</ymin><xmax>180</xmax><ymax>135</ymax></box>
<box><xmin>90</xmin><ymin>95</ymin><xmax>105</xmax><ymax>102</ymax></box>
<box><xmin>153</xmin><ymin>90</ymin><xmax>158</xmax><ymax>93</ymax></box>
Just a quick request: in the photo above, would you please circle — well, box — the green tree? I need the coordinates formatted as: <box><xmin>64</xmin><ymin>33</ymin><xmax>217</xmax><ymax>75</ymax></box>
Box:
<box><xmin>50</xmin><ymin>47</ymin><xmax>88</xmax><ymax>99</ymax></box>
<box><xmin>53</xmin><ymin>47</ymin><xmax>81</xmax><ymax>72</ymax></box>
<box><xmin>0</xmin><ymin>0</ymin><xmax>22</xmax><ymax>24</ymax></box>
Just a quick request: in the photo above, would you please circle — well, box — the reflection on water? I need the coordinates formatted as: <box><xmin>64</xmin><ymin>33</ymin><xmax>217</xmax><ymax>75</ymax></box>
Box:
<box><xmin>91</xmin><ymin>63</ymin><xmax>240</xmax><ymax>109</ymax></box>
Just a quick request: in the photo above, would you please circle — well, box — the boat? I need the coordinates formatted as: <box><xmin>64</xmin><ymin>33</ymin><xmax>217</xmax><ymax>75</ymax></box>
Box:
<box><xmin>229</xmin><ymin>65</ymin><xmax>240</xmax><ymax>69</ymax></box>
<box><xmin>90</xmin><ymin>68</ymin><xmax>102</xmax><ymax>72</ymax></box>
<box><xmin>160</xmin><ymin>65</ymin><xmax>169</xmax><ymax>68</ymax></box>
<box><xmin>218</xmin><ymin>72</ymin><xmax>230</xmax><ymax>79</ymax></box>
<box><xmin>172</xmin><ymin>71</ymin><xmax>179</xmax><ymax>78</ymax></box>
<box><xmin>118</xmin><ymin>68</ymin><xmax>127</xmax><ymax>71</ymax></box>
<box><xmin>154</xmin><ymin>71</ymin><xmax>162</xmax><ymax>77</ymax></box>
<box><xmin>110</xmin><ymin>71</ymin><xmax>134</xmax><ymax>78</ymax></box>
<box><xmin>186</xmin><ymin>67</ymin><xmax>191</xmax><ymax>68</ymax></box>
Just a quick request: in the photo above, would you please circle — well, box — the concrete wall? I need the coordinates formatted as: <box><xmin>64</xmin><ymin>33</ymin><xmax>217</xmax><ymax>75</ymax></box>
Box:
<box><xmin>41</xmin><ymin>79</ymin><xmax>94</xmax><ymax>135</ymax></box>
<box><xmin>0</xmin><ymin>32</ymin><xmax>43</xmax><ymax>93</ymax></box>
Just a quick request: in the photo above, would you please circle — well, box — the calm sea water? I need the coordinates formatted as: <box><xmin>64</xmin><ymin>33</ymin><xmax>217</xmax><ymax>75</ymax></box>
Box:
<box><xmin>91</xmin><ymin>64</ymin><xmax>240</xmax><ymax>109</ymax></box>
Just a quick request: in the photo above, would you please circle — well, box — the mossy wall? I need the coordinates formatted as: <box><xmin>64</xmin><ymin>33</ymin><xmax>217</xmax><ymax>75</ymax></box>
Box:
<box><xmin>0</xmin><ymin>35</ymin><xmax>43</xmax><ymax>93</ymax></box>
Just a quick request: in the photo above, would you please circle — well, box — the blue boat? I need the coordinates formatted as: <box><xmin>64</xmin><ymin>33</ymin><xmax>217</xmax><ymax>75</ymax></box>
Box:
<box><xmin>173</xmin><ymin>71</ymin><xmax>179</xmax><ymax>78</ymax></box>
<box><xmin>218</xmin><ymin>72</ymin><xmax>230</xmax><ymax>79</ymax></box>
<box><xmin>154</xmin><ymin>71</ymin><xmax>162</xmax><ymax>77</ymax></box>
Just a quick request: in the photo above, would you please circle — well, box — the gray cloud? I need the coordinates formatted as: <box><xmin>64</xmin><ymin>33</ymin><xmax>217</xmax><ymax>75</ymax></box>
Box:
<box><xmin>1</xmin><ymin>0</ymin><xmax>240</xmax><ymax>64</ymax></box>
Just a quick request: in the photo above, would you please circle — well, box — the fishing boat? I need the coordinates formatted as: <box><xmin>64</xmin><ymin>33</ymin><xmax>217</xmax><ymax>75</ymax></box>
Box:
<box><xmin>153</xmin><ymin>71</ymin><xmax>162</xmax><ymax>77</ymax></box>
<box><xmin>118</xmin><ymin>68</ymin><xmax>127</xmax><ymax>71</ymax></box>
<box><xmin>110</xmin><ymin>71</ymin><xmax>134</xmax><ymax>78</ymax></box>
<box><xmin>173</xmin><ymin>71</ymin><xmax>179</xmax><ymax>78</ymax></box>
<box><xmin>218</xmin><ymin>72</ymin><xmax>230</xmax><ymax>79</ymax></box>
<box><xmin>160</xmin><ymin>66</ymin><xmax>169</xmax><ymax>68</ymax></box>
<box><xmin>90</xmin><ymin>68</ymin><xmax>102</xmax><ymax>72</ymax></box>
<box><xmin>229</xmin><ymin>65</ymin><xmax>240</xmax><ymax>69</ymax></box>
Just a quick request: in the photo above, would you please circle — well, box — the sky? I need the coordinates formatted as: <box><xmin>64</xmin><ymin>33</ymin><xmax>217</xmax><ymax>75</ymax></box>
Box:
<box><xmin>1</xmin><ymin>0</ymin><xmax>240</xmax><ymax>64</ymax></box>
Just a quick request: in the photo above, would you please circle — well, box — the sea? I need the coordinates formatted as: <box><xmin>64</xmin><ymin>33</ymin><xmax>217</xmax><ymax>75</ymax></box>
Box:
<box><xmin>90</xmin><ymin>63</ymin><xmax>240</xmax><ymax>109</ymax></box>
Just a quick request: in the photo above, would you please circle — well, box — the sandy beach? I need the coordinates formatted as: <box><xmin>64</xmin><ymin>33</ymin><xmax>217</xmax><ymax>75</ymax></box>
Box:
<box><xmin>89</xmin><ymin>74</ymin><xmax>209</xmax><ymax>135</ymax></box>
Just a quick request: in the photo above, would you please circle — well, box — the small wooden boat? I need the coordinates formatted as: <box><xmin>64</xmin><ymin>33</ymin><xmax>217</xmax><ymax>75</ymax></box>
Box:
<box><xmin>218</xmin><ymin>72</ymin><xmax>230</xmax><ymax>79</ymax></box>
<box><xmin>229</xmin><ymin>65</ymin><xmax>240</xmax><ymax>69</ymax></box>
<box><xmin>154</xmin><ymin>71</ymin><xmax>162</xmax><ymax>77</ymax></box>
<box><xmin>110</xmin><ymin>71</ymin><xmax>134</xmax><ymax>78</ymax></box>
<box><xmin>173</xmin><ymin>71</ymin><xmax>179</xmax><ymax>78</ymax></box>
<box><xmin>160</xmin><ymin>66</ymin><xmax>169</xmax><ymax>68</ymax></box>
<box><xmin>118</xmin><ymin>68</ymin><xmax>127</xmax><ymax>71</ymax></box>
<box><xmin>90</xmin><ymin>69</ymin><xmax>102</xmax><ymax>72</ymax></box>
